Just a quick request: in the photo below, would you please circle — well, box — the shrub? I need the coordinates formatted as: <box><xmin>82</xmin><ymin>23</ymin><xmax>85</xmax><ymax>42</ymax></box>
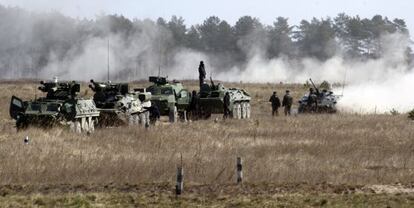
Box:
<box><xmin>390</xmin><ymin>108</ymin><xmax>400</xmax><ymax>116</ymax></box>
<box><xmin>319</xmin><ymin>81</ymin><xmax>331</xmax><ymax>90</ymax></box>
<box><xmin>408</xmin><ymin>109</ymin><xmax>414</xmax><ymax>120</ymax></box>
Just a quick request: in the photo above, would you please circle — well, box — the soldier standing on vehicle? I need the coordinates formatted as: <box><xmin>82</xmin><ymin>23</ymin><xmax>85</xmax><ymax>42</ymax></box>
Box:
<box><xmin>282</xmin><ymin>90</ymin><xmax>293</xmax><ymax>116</ymax></box>
<box><xmin>269</xmin><ymin>91</ymin><xmax>281</xmax><ymax>116</ymax></box>
<box><xmin>198</xmin><ymin>61</ymin><xmax>206</xmax><ymax>88</ymax></box>
<box><xmin>223</xmin><ymin>92</ymin><xmax>231</xmax><ymax>119</ymax></box>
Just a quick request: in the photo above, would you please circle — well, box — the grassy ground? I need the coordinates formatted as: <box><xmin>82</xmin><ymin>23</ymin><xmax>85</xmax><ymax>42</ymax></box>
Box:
<box><xmin>2</xmin><ymin>183</ymin><xmax>414</xmax><ymax>207</ymax></box>
<box><xmin>1</xmin><ymin>80</ymin><xmax>414</xmax><ymax>207</ymax></box>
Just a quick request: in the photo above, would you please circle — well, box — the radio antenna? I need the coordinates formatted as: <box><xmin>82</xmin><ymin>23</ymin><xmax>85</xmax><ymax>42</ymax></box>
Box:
<box><xmin>158</xmin><ymin>32</ymin><xmax>162</xmax><ymax>77</ymax></box>
<box><xmin>107</xmin><ymin>39</ymin><xmax>110</xmax><ymax>82</ymax></box>
<box><xmin>341</xmin><ymin>67</ymin><xmax>348</xmax><ymax>96</ymax></box>
<box><xmin>31</xmin><ymin>48</ymin><xmax>37</xmax><ymax>100</ymax></box>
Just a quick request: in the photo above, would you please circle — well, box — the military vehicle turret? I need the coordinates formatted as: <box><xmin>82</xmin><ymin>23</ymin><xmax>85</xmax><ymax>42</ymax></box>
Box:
<box><xmin>197</xmin><ymin>78</ymin><xmax>251</xmax><ymax>119</ymax></box>
<box><xmin>89</xmin><ymin>80</ymin><xmax>151</xmax><ymax>127</ymax></box>
<box><xmin>298</xmin><ymin>79</ymin><xmax>340</xmax><ymax>113</ymax></box>
<box><xmin>146</xmin><ymin>76</ymin><xmax>191</xmax><ymax>123</ymax></box>
<box><xmin>9</xmin><ymin>77</ymin><xmax>100</xmax><ymax>133</ymax></box>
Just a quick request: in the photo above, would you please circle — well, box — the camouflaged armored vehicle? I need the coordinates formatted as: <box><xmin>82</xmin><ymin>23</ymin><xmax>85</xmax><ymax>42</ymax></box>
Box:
<box><xmin>298</xmin><ymin>79</ymin><xmax>340</xmax><ymax>113</ymax></box>
<box><xmin>89</xmin><ymin>80</ymin><xmax>152</xmax><ymax>127</ymax></box>
<box><xmin>146</xmin><ymin>76</ymin><xmax>191</xmax><ymax>122</ymax></box>
<box><xmin>198</xmin><ymin>78</ymin><xmax>251</xmax><ymax>119</ymax></box>
<box><xmin>10</xmin><ymin>78</ymin><xmax>99</xmax><ymax>133</ymax></box>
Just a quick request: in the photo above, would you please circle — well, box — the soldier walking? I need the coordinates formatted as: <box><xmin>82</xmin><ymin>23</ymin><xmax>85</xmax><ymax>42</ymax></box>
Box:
<box><xmin>282</xmin><ymin>90</ymin><xmax>293</xmax><ymax>116</ymax></box>
<box><xmin>198</xmin><ymin>61</ymin><xmax>206</xmax><ymax>88</ymax></box>
<box><xmin>223</xmin><ymin>92</ymin><xmax>231</xmax><ymax>119</ymax></box>
<box><xmin>269</xmin><ymin>91</ymin><xmax>281</xmax><ymax>116</ymax></box>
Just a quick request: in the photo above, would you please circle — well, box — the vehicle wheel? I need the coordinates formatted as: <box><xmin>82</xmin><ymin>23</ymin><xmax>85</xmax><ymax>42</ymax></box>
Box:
<box><xmin>246</xmin><ymin>102</ymin><xmax>251</xmax><ymax>119</ymax></box>
<box><xmin>139</xmin><ymin>113</ymin><xmax>146</xmax><ymax>127</ymax></box>
<box><xmin>169</xmin><ymin>106</ymin><xmax>178</xmax><ymax>123</ymax></box>
<box><xmin>231</xmin><ymin>103</ymin><xmax>241</xmax><ymax>119</ymax></box>
<box><xmin>128</xmin><ymin>114</ymin><xmax>134</xmax><ymax>126</ymax></box>
<box><xmin>236</xmin><ymin>103</ymin><xmax>242</xmax><ymax>119</ymax></box>
<box><xmin>241</xmin><ymin>102</ymin><xmax>247</xmax><ymax>119</ymax></box>
<box><xmin>133</xmin><ymin>114</ymin><xmax>139</xmax><ymax>125</ymax></box>
<box><xmin>81</xmin><ymin>117</ymin><xmax>89</xmax><ymax>132</ymax></box>
<box><xmin>69</xmin><ymin>121</ymin><xmax>75</xmax><ymax>132</ymax></box>
<box><xmin>182</xmin><ymin>110</ymin><xmax>188</xmax><ymax>122</ymax></box>
<box><xmin>88</xmin><ymin>117</ymin><xmax>95</xmax><ymax>133</ymax></box>
<box><xmin>240</xmin><ymin>103</ymin><xmax>244</xmax><ymax>119</ymax></box>
<box><xmin>231</xmin><ymin>104</ymin><xmax>237</xmax><ymax>119</ymax></box>
<box><xmin>16</xmin><ymin>116</ymin><xmax>28</xmax><ymax>130</ymax></box>
<box><xmin>205</xmin><ymin>111</ymin><xmax>212</xmax><ymax>119</ymax></box>
<box><xmin>74</xmin><ymin>120</ymin><xmax>82</xmax><ymax>133</ymax></box>
<box><xmin>145</xmin><ymin>111</ymin><xmax>150</xmax><ymax>127</ymax></box>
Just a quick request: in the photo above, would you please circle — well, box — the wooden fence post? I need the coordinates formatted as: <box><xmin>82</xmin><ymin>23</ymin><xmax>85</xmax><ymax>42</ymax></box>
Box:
<box><xmin>237</xmin><ymin>157</ymin><xmax>243</xmax><ymax>184</ymax></box>
<box><xmin>176</xmin><ymin>166</ymin><xmax>184</xmax><ymax>195</ymax></box>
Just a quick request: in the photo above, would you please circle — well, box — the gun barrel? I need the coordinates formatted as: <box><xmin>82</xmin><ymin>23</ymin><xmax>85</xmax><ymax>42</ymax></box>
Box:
<box><xmin>309</xmin><ymin>78</ymin><xmax>320</xmax><ymax>94</ymax></box>
<box><xmin>210</xmin><ymin>76</ymin><xmax>215</xmax><ymax>88</ymax></box>
<box><xmin>309</xmin><ymin>79</ymin><xmax>315</xmax><ymax>88</ymax></box>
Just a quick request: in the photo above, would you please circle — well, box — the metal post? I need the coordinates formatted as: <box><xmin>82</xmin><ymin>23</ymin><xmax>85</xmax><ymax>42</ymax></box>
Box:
<box><xmin>237</xmin><ymin>157</ymin><xmax>243</xmax><ymax>184</ymax></box>
<box><xmin>176</xmin><ymin>166</ymin><xmax>183</xmax><ymax>195</ymax></box>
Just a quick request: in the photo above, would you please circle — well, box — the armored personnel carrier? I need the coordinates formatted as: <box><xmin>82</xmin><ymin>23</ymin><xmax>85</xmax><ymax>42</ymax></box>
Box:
<box><xmin>198</xmin><ymin>78</ymin><xmax>251</xmax><ymax>119</ymax></box>
<box><xmin>89</xmin><ymin>80</ymin><xmax>151</xmax><ymax>127</ymax></box>
<box><xmin>146</xmin><ymin>76</ymin><xmax>191</xmax><ymax>123</ymax></box>
<box><xmin>9</xmin><ymin>78</ymin><xmax>99</xmax><ymax>133</ymax></box>
<box><xmin>298</xmin><ymin>79</ymin><xmax>340</xmax><ymax>113</ymax></box>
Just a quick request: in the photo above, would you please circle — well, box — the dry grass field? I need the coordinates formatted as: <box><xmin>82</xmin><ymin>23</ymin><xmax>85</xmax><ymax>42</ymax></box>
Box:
<box><xmin>1</xmin><ymin>80</ymin><xmax>414</xmax><ymax>207</ymax></box>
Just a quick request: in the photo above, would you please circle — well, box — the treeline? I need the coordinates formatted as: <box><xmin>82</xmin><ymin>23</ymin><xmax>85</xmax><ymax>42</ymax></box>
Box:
<box><xmin>0</xmin><ymin>5</ymin><xmax>412</xmax><ymax>78</ymax></box>
<box><xmin>168</xmin><ymin>14</ymin><xmax>412</xmax><ymax>59</ymax></box>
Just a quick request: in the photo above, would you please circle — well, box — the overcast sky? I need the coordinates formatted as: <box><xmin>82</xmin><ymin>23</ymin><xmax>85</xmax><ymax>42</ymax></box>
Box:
<box><xmin>1</xmin><ymin>0</ymin><xmax>412</xmax><ymax>36</ymax></box>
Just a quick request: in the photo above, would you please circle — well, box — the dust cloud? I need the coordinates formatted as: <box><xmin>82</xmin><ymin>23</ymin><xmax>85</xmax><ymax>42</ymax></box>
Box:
<box><xmin>0</xmin><ymin>8</ymin><xmax>412</xmax><ymax>113</ymax></box>
<box><xmin>214</xmin><ymin>32</ymin><xmax>414</xmax><ymax>113</ymax></box>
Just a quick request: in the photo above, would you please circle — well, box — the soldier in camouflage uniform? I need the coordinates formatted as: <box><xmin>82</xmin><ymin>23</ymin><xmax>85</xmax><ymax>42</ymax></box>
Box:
<box><xmin>223</xmin><ymin>92</ymin><xmax>231</xmax><ymax>119</ymax></box>
<box><xmin>269</xmin><ymin>91</ymin><xmax>281</xmax><ymax>116</ymax></box>
<box><xmin>189</xmin><ymin>90</ymin><xmax>198</xmax><ymax>120</ymax></box>
<box><xmin>308</xmin><ymin>88</ymin><xmax>317</xmax><ymax>112</ymax></box>
<box><xmin>282</xmin><ymin>90</ymin><xmax>293</xmax><ymax>116</ymax></box>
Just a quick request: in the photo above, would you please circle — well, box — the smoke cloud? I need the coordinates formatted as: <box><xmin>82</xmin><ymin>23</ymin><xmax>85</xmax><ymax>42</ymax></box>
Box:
<box><xmin>217</xmin><ymin>33</ymin><xmax>414</xmax><ymax>113</ymax></box>
<box><xmin>44</xmin><ymin>31</ymin><xmax>414</xmax><ymax>113</ymax></box>
<box><xmin>0</xmin><ymin>7</ymin><xmax>413</xmax><ymax>114</ymax></box>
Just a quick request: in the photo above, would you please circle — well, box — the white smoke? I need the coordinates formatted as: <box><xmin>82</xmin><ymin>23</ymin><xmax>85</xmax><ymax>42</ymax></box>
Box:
<box><xmin>0</xmin><ymin>7</ymin><xmax>412</xmax><ymax>114</ymax></box>
<box><xmin>214</xmin><ymin>32</ymin><xmax>413</xmax><ymax>113</ymax></box>
<box><xmin>39</xmin><ymin>19</ymin><xmax>172</xmax><ymax>81</ymax></box>
<box><xmin>31</xmin><ymin>30</ymin><xmax>414</xmax><ymax>113</ymax></box>
<box><xmin>337</xmin><ymin>33</ymin><xmax>414</xmax><ymax>113</ymax></box>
